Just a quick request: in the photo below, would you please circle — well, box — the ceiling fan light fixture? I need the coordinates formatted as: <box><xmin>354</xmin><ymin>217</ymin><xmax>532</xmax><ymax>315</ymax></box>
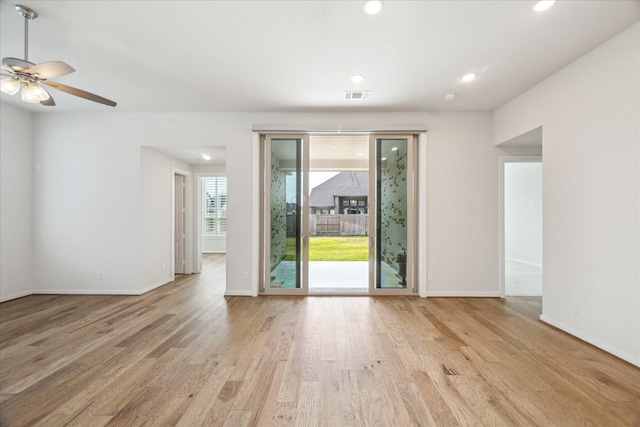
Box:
<box><xmin>22</xmin><ymin>81</ymin><xmax>50</xmax><ymax>103</ymax></box>
<box><xmin>0</xmin><ymin>77</ymin><xmax>21</xmax><ymax>95</ymax></box>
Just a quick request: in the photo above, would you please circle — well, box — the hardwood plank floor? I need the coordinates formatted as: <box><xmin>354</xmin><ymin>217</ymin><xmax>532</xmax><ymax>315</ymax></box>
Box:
<box><xmin>1</xmin><ymin>254</ymin><xmax>638</xmax><ymax>426</ymax></box>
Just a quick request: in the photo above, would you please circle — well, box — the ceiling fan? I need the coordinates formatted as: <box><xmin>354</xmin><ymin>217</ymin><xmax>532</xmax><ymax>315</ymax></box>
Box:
<box><xmin>0</xmin><ymin>4</ymin><xmax>116</xmax><ymax>107</ymax></box>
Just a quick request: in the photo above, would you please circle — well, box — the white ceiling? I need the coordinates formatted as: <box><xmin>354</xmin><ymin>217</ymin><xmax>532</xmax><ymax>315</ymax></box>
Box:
<box><xmin>271</xmin><ymin>135</ymin><xmax>409</xmax><ymax>172</ymax></box>
<box><xmin>149</xmin><ymin>146</ymin><xmax>226</xmax><ymax>165</ymax></box>
<box><xmin>270</xmin><ymin>135</ymin><xmax>369</xmax><ymax>170</ymax></box>
<box><xmin>1</xmin><ymin>0</ymin><xmax>638</xmax><ymax>114</ymax></box>
<box><xmin>310</xmin><ymin>135</ymin><xmax>369</xmax><ymax>161</ymax></box>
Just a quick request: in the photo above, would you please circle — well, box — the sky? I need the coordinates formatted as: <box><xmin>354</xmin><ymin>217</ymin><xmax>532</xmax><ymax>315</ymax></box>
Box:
<box><xmin>285</xmin><ymin>171</ymin><xmax>340</xmax><ymax>202</ymax></box>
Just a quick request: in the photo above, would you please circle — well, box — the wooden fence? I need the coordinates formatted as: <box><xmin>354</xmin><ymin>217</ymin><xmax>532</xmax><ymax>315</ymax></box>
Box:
<box><xmin>310</xmin><ymin>214</ymin><xmax>369</xmax><ymax>236</ymax></box>
<box><xmin>286</xmin><ymin>214</ymin><xmax>369</xmax><ymax>236</ymax></box>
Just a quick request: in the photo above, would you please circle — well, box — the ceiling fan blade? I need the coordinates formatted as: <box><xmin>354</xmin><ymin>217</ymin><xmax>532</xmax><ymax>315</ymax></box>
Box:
<box><xmin>44</xmin><ymin>81</ymin><xmax>117</xmax><ymax>107</ymax></box>
<box><xmin>2</xmin><ymin>57</ymin><xmax>35</xmax><ymax>72</ymax></box>
<box><xmin>0</xmin><ymin>64</ymin><xmax>17</xmax><ymax>75</ymax></box>
<box><xmin>28</xmin><ymin>61</ymin><xmax>75</xmax><ymax>79</ymax></box>
<box><xmin>40</xmin><ymin>92</ymin><xmax>56</xmax><ymax>106</ymax></box>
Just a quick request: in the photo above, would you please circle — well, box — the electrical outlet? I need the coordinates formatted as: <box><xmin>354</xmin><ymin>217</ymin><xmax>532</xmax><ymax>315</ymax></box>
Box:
<box><xmin>243</xmin><ymin>272</ymin><xmax>250</xmax><ymax>280</ymax></box>
<box><xmin>96</xmin><ymin>271</ymin><xmax>102</xmax><ymax>279</ymax></box>
<box><xmin>428</xmin><ymin>273</ymin><xmax>434</xmax><ymax>281</ymax></box>
<box><xmin>162</xmin><ymin>263</ymin><xmax>166</xmax><ymax>271</ymax></box>
<box><xmin>570</xmin><ymin>300</ymin><xmax>578</xmax><ymax>313</ymax></box>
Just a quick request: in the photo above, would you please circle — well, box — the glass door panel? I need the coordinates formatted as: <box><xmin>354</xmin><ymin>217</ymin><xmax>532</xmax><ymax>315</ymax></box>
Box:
<box><xmin>264</xmin><ymin>136</ymin><xmax>308</xmax><ymax>293</ymax></box>
<box><xmin>370</xmin><ymin>135</ymin><xmax>415</xmax><ymax>294</ymax></box>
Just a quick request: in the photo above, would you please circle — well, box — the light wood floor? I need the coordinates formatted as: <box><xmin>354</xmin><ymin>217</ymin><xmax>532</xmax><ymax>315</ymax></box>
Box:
<box><xmin>1</xmin><ymin>254</ymin><xmax>638</xmax><ymax>426</ymax></box>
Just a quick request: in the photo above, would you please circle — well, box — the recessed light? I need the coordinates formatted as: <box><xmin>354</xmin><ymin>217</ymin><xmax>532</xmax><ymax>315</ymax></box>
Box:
<box><xmin>534</xmin><ymin>0</ymin><xmax>556</xmax><ymax>12</ymax></box>
<box><xmin>391</xmin><ymin>147</ymin><xmax>398</xmax><ymax>152</ymax></box>
<box><xmin>363</xmin><ymin>0</ymin><xmax>383</xmax><ymax>15</ymax></box>
<box><xmin>461</xmin><ymin>73</ymin><xmax>477</xmax><ymax>82</ymax></box>
<box><xmin>351</xmin><ymin>74</ymin><xmax>365</xmax><ymax>84</ymax></box>
<box><xmin>444</xmin><ymin>93</ymin><xmax>456</xmax><ymax>101</ymax></box>
<box><xmin>201</xmin><ymin>153</ymin><xmax>211</xmax><ymax>160</ymax></box>
<box><xmin>357</xmin><ymin>152</ymin><xmax>364</xmax><ymax>156</ymax></box>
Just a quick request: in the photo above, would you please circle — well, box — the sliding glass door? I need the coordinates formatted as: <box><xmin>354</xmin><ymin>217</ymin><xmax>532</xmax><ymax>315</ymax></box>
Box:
<box><xmin>263</xmin><ymin>135</ymin><xmax>308</xmax><ymax>294</ymax></box>
<box><xmin>261</xmin><ymin>133</ymin><xmax>415</xmax><ymax>295</ymax></box>
<box><xmin>369</xmin><ymin>135</ymin><xmax>415</xmax><ymax>295</ymax></box>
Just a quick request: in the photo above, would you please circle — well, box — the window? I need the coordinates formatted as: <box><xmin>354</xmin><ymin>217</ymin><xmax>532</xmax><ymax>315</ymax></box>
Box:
<box><xmin>203</xmin><ymin>176</ymin><xmax>227</xmax><ymax>235</ymax></box>
<box><xmin>338</xmin><ymin>197</ymin><xmax>368</xmax><ymax>214</ymax></box>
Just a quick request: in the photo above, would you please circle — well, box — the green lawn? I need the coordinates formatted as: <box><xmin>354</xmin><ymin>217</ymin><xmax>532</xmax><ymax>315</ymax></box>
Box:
<box><xmin>284</xmin><ymin>236</ymin><xmax>368</xmax><ymax>261</ymax></box>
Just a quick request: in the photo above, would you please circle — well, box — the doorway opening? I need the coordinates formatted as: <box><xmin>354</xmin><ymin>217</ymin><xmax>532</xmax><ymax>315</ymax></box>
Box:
<box><xmin>308</xmin><ymin>136</ymin><xmax>369</xmax><ymax>293</ymax></box>
<box><xmin>501</xmin><ymin>158</ymin><xmax>543</xmax><ymax>296</ymax></box>
<box><xmin>261</xmin><ymin>133</ymin><xmax>416</xmax><ymax>296</ymax></box>
<box><xmin>200</xmin><ymin>175</ymin><xmax>227</xmax><ymax>261</ymax></box>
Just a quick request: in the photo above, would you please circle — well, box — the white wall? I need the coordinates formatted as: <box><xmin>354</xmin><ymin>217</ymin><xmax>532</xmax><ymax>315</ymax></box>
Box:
<box><xmin>140</xmin><ymin>147</ymin><xmax>191</xmax><ymax>292</ymax></box>
<box><xmin>23</xmin><ymin>112</ymin><xmax>504</xmax><ymax>299</ymax></box>
<box><xmin>32</xmin><ymin>115</ymin><xmax>142</xmax><ymax>294</ymax></box>
<box><xmin>0</xmin><ymin>104</ymin><xmax>33</xmax><ymax>302</ymax></box>
<box><xmin>494</xmin><ymin>23</ymin><xmax>640</xmax><ymax>366</ymax></box>
<box><xmin>426</xmin><ymin>113</ymin><xmax>505</xmax><ymax>296</ymax></box>
<box><xmin>202</xmin><ymin>236</ymin><xmax>226</xmax><ymax>253</ymax></box>
<box><xmin>505</xmin><ymin>162</ymin><xmax>542</xmax><ymax>266</ymax></box>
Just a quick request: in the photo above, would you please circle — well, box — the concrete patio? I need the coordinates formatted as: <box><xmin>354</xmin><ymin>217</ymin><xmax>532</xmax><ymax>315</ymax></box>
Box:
<box><xmin>270</xmin><ymin>260</ymin><xmax>404</xmax><ymax>292</ymax></box>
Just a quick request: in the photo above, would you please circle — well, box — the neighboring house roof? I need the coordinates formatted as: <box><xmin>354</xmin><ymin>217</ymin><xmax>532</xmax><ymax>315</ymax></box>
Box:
<box><xmin>334</xmin><ymin>184</ymin><xmax>368</xmax><ymax>197</ymax></box>
<box><xmin>309</xmin><ymin>172</ymin><xmax>369</xmax><ymax>208</ymax></box>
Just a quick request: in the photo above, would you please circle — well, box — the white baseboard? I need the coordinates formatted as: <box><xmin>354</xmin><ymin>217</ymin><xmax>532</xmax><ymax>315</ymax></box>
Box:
<box><xmin>140</xmin><ymin>278</ymin><xmax>174</xmax><ymax>294</ymax></box>
<box><xmin>224</xmin><ymin>290</ymin><xmax>256</xmax><ymax>297</ymax></box>
<box><xmin>35</xmin><ymin>278</ymin><xmax>175</xmax><ymax>297</ymax></box>
<box><xmin>539</xmin><ymin>314</ymin><xmax>639</xmax><ymax>367</ymax></box>
<box><xmin>7</xmin><ymin>278</ymin><xmax>175</xmax><ymax>299</ymax></box>
<box><xmin>33</xmin><ymin>289</ymin><xmax>143</xmax><ymax>296</ymax></box>
<box><xmin>505</xmin><ymin>257</ymin><xmax>542</xmax><ymax>269</ymax></box>
<box><xmin>0</xmin><ymin>290</ymin><xmax>33</xmax><ymax>303</ymax></box>
<box><xmin>426</xmin><ymin>291</ymin><xmax>501</xmax><ymax>297</ymax></box>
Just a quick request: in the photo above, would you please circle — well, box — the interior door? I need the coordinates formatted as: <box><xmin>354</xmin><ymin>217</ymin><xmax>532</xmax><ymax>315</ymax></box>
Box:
<box><xmin>369</xmin><ymin>135</ymin><xmax>415</xmax><ymax>295</ymax></box>
<box><xmin>263</xmin><ymin>135</ymin><xmax>309</xmax><ymax>294</ymax></box>
<box><xmin>174</xmin><ymin>174</ymin><xmax>186</xmax><ymax>275</ymax></box>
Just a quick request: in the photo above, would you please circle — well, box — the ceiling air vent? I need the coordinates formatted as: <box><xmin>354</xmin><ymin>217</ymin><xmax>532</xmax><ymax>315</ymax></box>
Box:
<box><xmin>344</xmin><ymin>91</ymin><xmax>371</xmax><ymax>100</ymax></box>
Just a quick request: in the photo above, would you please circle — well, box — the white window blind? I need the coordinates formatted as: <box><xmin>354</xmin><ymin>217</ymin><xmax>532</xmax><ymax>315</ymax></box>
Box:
<box><xmin>203</xmin><ymin>177</ymin><xmax>227</xmax><ymax>235</ymax></box>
